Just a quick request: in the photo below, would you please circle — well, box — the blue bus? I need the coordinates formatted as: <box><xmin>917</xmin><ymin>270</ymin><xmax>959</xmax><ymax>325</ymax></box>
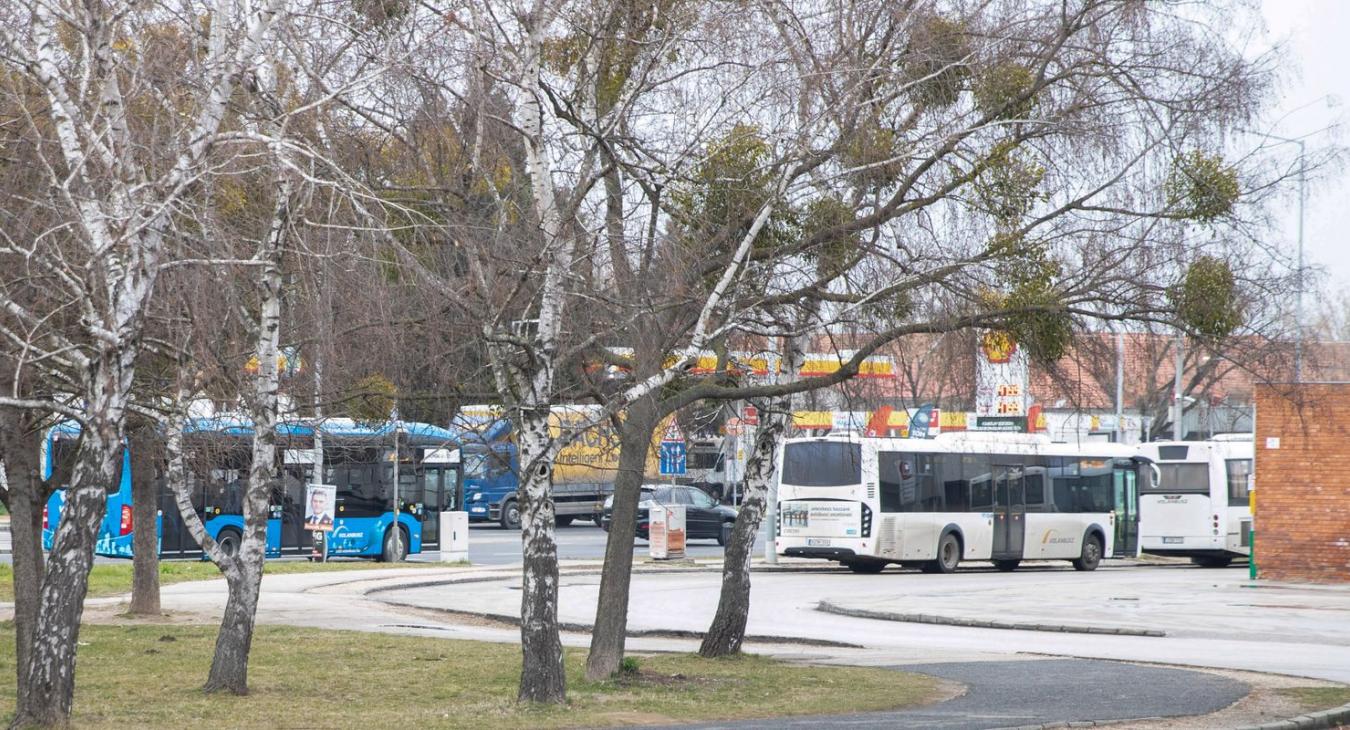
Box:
<box><xmin>41</xmin><ymin>417</ymin><xmax>462</xmax><ymax>561</ymax></box>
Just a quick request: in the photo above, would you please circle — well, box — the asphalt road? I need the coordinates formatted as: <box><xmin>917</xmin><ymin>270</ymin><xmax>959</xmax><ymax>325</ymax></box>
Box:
<box><xmin>685</xmin><ymin>659</ymin><xmax>1249</xmax><ymax>729</ymax></box>
<box><xmin>0</xmin><ymin>521</ymin><xmax>755</xmax><ymax>567</ymax></box>
<box><xmin>454</xmin><ymin>522</ymin><xmax>758</xmax><ymax>566</ymax></box>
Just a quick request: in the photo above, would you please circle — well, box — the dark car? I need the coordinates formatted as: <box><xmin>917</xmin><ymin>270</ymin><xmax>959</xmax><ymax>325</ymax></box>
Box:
<box><xmin>601</xmin><ymin>485</ymin><xmax>737</xmax><ymax>545</ymax></box>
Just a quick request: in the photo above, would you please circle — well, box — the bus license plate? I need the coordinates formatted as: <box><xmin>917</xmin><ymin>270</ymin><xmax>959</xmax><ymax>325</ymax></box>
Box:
<box><xmin>807</xmin><ymin>538</ymin><xmax>831</xmax><ymax>547</ymax></box>
<box><xmin>1162</xmin><ymin>537</ymin><xmax>1184</xmax><ymax>544</ymax></box>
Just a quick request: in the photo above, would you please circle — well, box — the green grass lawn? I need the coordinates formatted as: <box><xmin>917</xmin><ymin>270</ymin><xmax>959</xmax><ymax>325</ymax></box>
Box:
<box><xmin>1277</xmin><ymin>686</ymin><xmax>1350</xmax><ymax>711</ymax></box>
<box><xmin>0</xmin><ymin>624</ymin><xmax>940</xmax><ymax>728</ymax></box>
<box><xmin>0</xmin><ymin>559</ymin><xmax>457</xmax><ymax>603</ymax></box>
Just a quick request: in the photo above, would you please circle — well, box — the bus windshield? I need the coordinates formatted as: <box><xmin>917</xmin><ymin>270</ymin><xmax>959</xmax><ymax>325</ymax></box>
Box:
<box><xmin>782</xmin><ymin>442</ymin><xmax>861</xmax><ymax>487</ymax></box>
<box><xmin>1153</xmin><ymin>463</ymin><xmax>1210</xmax><ymax>494</ymax></box>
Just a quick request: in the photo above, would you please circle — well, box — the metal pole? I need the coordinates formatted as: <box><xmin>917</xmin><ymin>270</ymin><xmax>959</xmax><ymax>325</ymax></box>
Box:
<box><xmin>1173</xmin><ymin>333</ymin><xmax>1184</xmax><ymax>441</ymax></box>
<box><xmin>1115</xmin><ymin>330</ymin><xmax>1125</xmax><ymax>443</ymax></box>
<box><xmin>1295</xmin><ymin>140</ymin><xmax>1305</xmax><ymax>384</ymax></box>
<box><xmin>314</xmin><ymin>343</ymin><xmax>326</xmax><ymax>562</ymax></box>
<box><xmin>392</xmin><ymin>420</ymin><xmax>401</xmax><ymax>557</ymax></box>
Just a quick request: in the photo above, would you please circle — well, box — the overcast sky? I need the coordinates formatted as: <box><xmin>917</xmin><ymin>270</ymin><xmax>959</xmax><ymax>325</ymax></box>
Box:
<box><xmin>1259</xmin><ymin>0</ymin><xmax>1350</xmax><ymax>304</ymax></box>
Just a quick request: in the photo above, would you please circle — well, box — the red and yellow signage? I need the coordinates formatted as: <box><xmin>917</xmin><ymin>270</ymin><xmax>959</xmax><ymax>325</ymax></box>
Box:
<box><xmin>799</xmin><ymin>353</ymin><xmax>895</xmax><ymax>378</ymax></box>
<box><xmin>981</xmin><ymin>331</ymin><xmax>1018</xmax><ymax>364</ymax></box>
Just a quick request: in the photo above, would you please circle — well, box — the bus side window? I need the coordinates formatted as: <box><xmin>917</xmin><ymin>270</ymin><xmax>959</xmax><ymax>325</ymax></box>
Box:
<box><xmin>1226</xmin><ymin>459</ymin><xmax>1252</xmax><ymax>506</ymax></box>
<box><xmin>939</xmin><ymin>455</ymin><xmax>968</xmax><ymax>511</ymax></box>
<box><xmin>913</xmin><ymin>454</ymin><xmax>941</xmax><ymax>510</ymax></box>
<box><xmin>1024</xmin><ymin>472</ymin><xmax>1046</xmax><ymax>511</ymax></box>
<box><xmin>964</xmin><ymin>454</ymin><xmax>993</xmax><ymax>511</ymax></box>
<box><xmin>878</xmin><ymin>451</ymin><xmax>925</xmax><ymax>512</ymax></box>
<box><xmin>878</xmin><ymin>451</ymin><xmax>902</xmax><ymax>512</ymax></box>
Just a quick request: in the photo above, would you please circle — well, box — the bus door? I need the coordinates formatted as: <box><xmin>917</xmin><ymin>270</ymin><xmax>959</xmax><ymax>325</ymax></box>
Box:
<box><xmin>279</xmin><ymin>465</ymin><xmax>315</xmax><ymax>553</ymax></box>
<box><xmin>992</xmin><ymin>464</ymin><xmax>1026</xmax><ymax>559</ymax></box>
<box><xmin>420</xmin><ymin>467</ymin><xmax>444</xmax><ymax>546</ymax></box>
<box><xmin>1113</xmin><ymin>459</ymin><xmax>1140</xmax><ymax>556</ymax></box>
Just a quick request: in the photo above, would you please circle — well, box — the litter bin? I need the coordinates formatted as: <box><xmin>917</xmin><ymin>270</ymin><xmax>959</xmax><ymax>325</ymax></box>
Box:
<box><xmin>440</xmin><ymin>511</ymin><xmax>469</xmax><ymax>563</ymax></box>
<box><xmin>649</xmin><ymin>504</ymin><xmax>686</xmax><ymax>560</ymax></box>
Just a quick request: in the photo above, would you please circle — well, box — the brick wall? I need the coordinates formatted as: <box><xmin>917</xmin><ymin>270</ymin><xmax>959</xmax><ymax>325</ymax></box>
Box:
<box><xmin>1254</xmin><ymin>383</ymin><xmax>1350</xmax><ymax>583</ymax></box>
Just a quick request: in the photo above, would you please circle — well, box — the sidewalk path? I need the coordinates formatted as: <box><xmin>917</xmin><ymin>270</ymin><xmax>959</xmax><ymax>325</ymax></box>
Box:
<box><xmin>380</xmin><ymin>563</ymin><xmax>1350</xmax><ymax>683</ymax></box>
<box><xmin>684</xmin><ymin>659</ymin><xmax>1248</xmax><ymax>729</ymax></box>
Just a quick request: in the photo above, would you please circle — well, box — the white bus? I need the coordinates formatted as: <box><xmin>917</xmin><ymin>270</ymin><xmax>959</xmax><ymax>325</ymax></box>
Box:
<box><xmin>1137</xmin><ymin>435</ymin><xmax>1252</xmax><ymax>567</ymax></box>
<box><xmin>774</xmin><ymin>433</ymin><xmax>1147</xmax><ymax>574</ymax></box>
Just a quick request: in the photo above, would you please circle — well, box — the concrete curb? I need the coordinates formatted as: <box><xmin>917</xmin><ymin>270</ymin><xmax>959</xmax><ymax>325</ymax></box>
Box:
<box><xmin>374</xmin><ymin>598</ymin><xmax>864</xmax><ymax>649</ymax></box>
<box><xmin>359</xmin><ymin>564</ymin><xmax>725</xmax><ymax>596</ymax></box>
<box><xmin>816</xmin><ymin>600</ymin><xmax>1167</xmax><ymax>638</ymax></box>
<box><xmin>998</xmin><ymin>702</ymin><xmax>1350</xmax><ymax>730</ymax></box>
<box><xmin>997</xmin><ymin>721</ymin><xmax>1166</xmax><ymax>729</ymax></box>
<box><xmin>1231</xmin><ymin>702</ymin><xmax>1350</xmax><ymax>730</ymax></box>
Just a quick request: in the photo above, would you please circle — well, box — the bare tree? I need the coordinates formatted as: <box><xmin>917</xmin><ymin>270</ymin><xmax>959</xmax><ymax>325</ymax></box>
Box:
<box><xmin>0</xmin><ymin>2</ymin><xmax>288</xmax><ymax>722</ymax></box>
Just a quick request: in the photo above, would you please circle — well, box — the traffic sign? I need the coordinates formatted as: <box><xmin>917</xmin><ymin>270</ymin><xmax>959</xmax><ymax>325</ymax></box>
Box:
<box><xmin>659</xmin><ymin>441</ymin><xmax>687</xmax><ymax>475</ymax></box>
<box><xmin>661</xmin><ymin>419</ymin><xmax>686</xmax><ymax>443</ymax></box>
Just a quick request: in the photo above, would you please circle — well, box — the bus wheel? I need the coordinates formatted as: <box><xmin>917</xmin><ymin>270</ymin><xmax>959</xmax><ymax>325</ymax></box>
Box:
<box><xmin>993</xmin><ymin>559</ymin><xmax>1020</xmax><ymax>572</ymax></box>
<box><xmin>934</xmin><ymin>533</ymin><xmax>961</xmax><ymax>574</ymax></box>
<box><xmin>1191</xmin><ymin>555</ymin><xmax>1233</xmax><ymax>568</ymax></box>
<box><xmin>500</xmin><ymin>500</ymin><xmax>521</xmax><ymax>530</ymax></box>
<box><xmin>555</xmin><ymin>515</ymin><xmax>573</xmax><ymax>528</ymax></box>
<box><xmin>216</xmin><ymin>528</ymin><xmax>241</xmax><ymax>559</ymax></box>
<box><xmin>844</xmin><ymin>560</ymin><xmax>886</xmax><ymax>574</ymax></box>
<box><xmin>1072</xmin><ymin>535</ymin><xmax>1103</xmax><ymax>572</ymax></box>
<box><xmin>380</xmin><ymin>527</ymin><xmax>407</xmax><ymax>562</ymax></box>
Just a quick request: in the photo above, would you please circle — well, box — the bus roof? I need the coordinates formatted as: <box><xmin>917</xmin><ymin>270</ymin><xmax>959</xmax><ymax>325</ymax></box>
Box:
<box><xmin>48</xmin><ymin>416</ymin><xmax>459</xmax><ymax>447</ymax></box>
<box><xmin>313</xmin><ymin>417</ymin><xmax>457</xmax><ymax>445</ymax></box>
<box><xmin>785</xmin><ymin>432</ymin><xmax>1137</xmax><ymax>458</ymax></box>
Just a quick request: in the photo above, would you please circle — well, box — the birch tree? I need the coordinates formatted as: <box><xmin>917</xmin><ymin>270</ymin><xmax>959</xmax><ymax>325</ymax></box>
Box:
<box><xmin>0</xmin><ymin>2</ymin><xmax>288</xmax><ymax>722</ymax></box>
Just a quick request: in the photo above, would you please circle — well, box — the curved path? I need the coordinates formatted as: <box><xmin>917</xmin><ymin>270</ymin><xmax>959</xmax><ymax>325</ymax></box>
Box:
<box><xmin>686</xmin><ymin>659</ymin><xmax>1247</xmax><ymax>729</ymax></box>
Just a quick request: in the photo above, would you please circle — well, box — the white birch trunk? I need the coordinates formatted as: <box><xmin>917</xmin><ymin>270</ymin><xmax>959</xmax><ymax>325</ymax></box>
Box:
<box><xmin>513</xmin><ymin>3</ymin><xmax>570</xmax><ymax>701</ymax></box>
<box><xmin>699</xmin><ymin>337</ymin><xmax>805</xmax><ymax>657</ymax></box>
<box><xmin>15</xmin><ymin>365</ymin><xmax>128</xmax><ymax>726</ymax></box>
<box><xmin>204</xmin><ymin>166</ymin><xmax>288</xmax><ymax>694</ymax></box>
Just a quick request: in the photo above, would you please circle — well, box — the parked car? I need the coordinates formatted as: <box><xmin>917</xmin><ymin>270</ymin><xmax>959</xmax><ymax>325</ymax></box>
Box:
<box><xmin>601</xmin><ymin>484</ymin><xmax>737</xmax><ymax>545</ymax></box>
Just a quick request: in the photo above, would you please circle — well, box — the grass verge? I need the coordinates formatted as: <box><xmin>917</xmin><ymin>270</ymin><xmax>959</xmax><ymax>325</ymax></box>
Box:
<box><xmin>0</xmin><ymin>624</ymin><xmax>939</xmax><ymax>728</ymax></box>
<box><xmin>1277</xmin><ymin>686</ymin><xmax>1350</xmax><ymax>712</ymax></box>
<box><xmin>0</xmin><ymin>559</ymin><xmax>458</xmax><ymax>603</ymax></box>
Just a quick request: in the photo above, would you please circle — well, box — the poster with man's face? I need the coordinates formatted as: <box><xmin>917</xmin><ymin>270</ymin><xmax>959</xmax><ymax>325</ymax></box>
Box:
<box><xmin>304</xmin><ymin>484</ymin><xmax>337</xmax><ymax>532</ymax></box>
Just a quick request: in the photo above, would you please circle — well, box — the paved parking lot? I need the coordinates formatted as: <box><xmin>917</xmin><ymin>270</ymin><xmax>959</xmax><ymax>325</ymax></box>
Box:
<box><xmin>0</xmin><ymin>520</ymin><xmax>756</xmax><ymax>567</ymax></box>
<box><xmin>457</xmin><ymin>522</ymin><xmax>756</xmax><ymax>565</ymax></box>
<box><xmin>384</xmin><ymin>561</ymin><xmax>1350</xmax><ymax>683</ymax></box>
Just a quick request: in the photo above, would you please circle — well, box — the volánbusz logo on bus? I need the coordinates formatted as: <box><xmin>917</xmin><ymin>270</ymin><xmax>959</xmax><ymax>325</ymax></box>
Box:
<box><xmin>1041</xmin><ymin>530</ymin><xmax>1077</xmax><ymax>546</ymax></box>
<box><xmin>780</xmin><ymin>501</ymin><xmax>861</xmax><ymax>537</ymax></box>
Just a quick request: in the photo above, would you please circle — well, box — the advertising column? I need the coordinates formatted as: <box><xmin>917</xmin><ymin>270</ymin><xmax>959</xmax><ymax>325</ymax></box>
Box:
<box><xmin>975</xmin><ymin>331</ymin><xmax>1029</xmax><ymax>431</ymax></box>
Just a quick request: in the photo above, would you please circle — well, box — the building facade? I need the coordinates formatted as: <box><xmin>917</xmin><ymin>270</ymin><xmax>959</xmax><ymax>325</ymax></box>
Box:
<box><xmin>1253</xmin><ymin>383</ymin><xmax>1350</xmax><ymax>584</ymax></box>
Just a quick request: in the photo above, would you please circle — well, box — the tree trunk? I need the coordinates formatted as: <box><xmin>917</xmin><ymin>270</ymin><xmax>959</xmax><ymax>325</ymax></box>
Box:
<box><xmin>698</xmin><ymin>405</ymin><xmax>785</xmax><ymax>657</ymax></box>
<box><xmin>516</xmin><ymin>406</ymin><xmax>566</xmax><ymax>703</ymax></box>
<box><xmin>203</xmin><ymin>559</ymin><xmax>264</xmax><ymax>694</ymax></box>
<box><xmin>127</xmin><ymin>421</ymin><xmax>161</xmax><ymax>616</ymax></box>
<box><xmin>585</xmin><ymin>398</ymin><xmax>658</xmax><ymax>681</ymax></box>
<box><xmin>0</xmin><ymin>405</ymin><xmax>45</xmax><ymax>706</ymax></box>
<box><xmin>13</xmin><ymin>415</ymin><xmax>122</xmax><ymax>728</ymax></box>
<box><xmin>203</xmin><ymin>163</ymin><xmax>287</xmax><ymax>694</ymax></box>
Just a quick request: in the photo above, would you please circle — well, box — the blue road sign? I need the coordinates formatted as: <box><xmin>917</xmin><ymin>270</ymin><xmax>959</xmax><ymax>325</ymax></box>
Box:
<box><xmin>659</xmin><ymin>441</ymin><xmax>687</xmax><ymax>475</ymax></box>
